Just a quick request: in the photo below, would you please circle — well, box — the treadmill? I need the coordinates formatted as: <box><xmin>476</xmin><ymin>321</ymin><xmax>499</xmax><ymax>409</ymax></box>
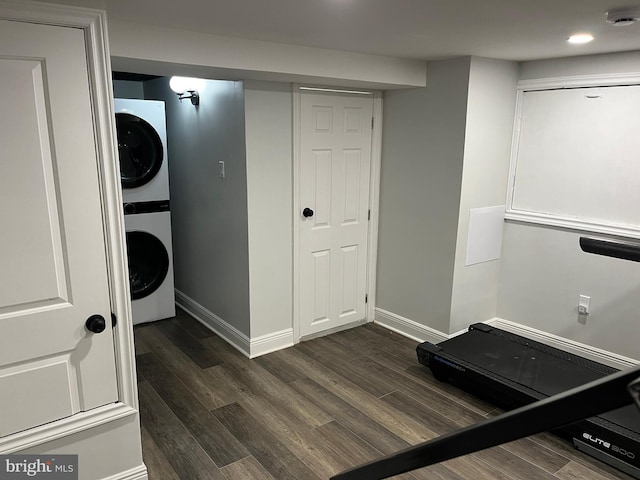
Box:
<box><xmin>417</xmin><ymin>322</ymin><xmax>640</xmax><ymax>478</ymax></box>
<box><xmin>331</xmin><ymin>237</ymin><xmax>640</xmax><ymax>480</ymax></box>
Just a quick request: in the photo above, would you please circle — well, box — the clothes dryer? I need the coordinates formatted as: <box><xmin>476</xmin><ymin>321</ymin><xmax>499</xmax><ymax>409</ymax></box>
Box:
<box><xmin>115</xmin><ymin>98</ymin><xmax>169</xmax><ymax>203</ymax></box>
<box><xmin>124</xmin><ymin>201</ymin><xmax>176</xmax><ymax>324</ymax></box>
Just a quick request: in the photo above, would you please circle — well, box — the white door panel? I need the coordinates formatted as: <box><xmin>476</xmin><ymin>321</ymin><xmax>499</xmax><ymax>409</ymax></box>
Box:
<box><xmin>0</xmin><ymin>20</ymin><xmax>118</xmax><ymax>437</ymax></box>
<box><xmin>299</xmin><ymin>91</ymin><xmax>373</xmax><ymax>337</ymax></box>
<box><xmin>0</xmin><ymin>58</ymin><xmax>66</xmax><ymax>312</ymax></box>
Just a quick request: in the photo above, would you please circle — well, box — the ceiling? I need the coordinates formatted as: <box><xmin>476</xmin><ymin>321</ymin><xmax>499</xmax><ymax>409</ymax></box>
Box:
<box><xmin>103</xmin><ymin>0</ymin><xmax>640</xmax><ymax>62</ymax></box>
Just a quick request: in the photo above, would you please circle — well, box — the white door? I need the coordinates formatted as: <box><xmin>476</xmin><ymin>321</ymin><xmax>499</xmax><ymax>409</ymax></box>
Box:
<box><xmin>0</xmin><ymin>19</ymin><xmax>118</xmax><ymax>437</ymax></box>
<box><xmin>299</xmin><ymin>90</ymin><xmax>374</xmax><ymax>337</ymax></box>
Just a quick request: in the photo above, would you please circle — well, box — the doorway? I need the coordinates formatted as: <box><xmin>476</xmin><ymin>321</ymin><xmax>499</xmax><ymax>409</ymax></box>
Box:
<box><xmin>294</xmin><ymin>86</ymin><xmax>383</xmax><ymax>340</ymax></box>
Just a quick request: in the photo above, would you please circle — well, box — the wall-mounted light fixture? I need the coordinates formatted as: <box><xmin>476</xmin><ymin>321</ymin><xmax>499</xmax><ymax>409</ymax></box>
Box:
<box><xmin>169</xmin><ymin>76</ymin><xmax>204</xmax><ymax>106</ymax></box>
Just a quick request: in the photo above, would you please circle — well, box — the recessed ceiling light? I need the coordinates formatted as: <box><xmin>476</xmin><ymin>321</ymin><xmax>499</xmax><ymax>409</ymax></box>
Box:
<box><xmin>567</xmin><ymin>34</ymin><xmax>594</xmax><ymax>44</ymax></box>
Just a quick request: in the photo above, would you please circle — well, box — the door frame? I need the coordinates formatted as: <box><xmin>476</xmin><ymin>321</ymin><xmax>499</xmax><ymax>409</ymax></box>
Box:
<box><xmin>292</xmin><ymin>84</ymin><xmax>383</xmax><ymax>343</ymax></box>
<box><xmin>0</xmin><ymin>1</ymin><xmax>139</xmax><ymax>453</ymax></box>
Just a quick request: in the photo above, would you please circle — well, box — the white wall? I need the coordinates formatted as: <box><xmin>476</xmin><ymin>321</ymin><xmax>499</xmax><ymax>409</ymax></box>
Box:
<box><xmin>376</xmin><ymin>57</ymin><xmax>471</xmax><ymax>334</ymax></box>
<box><xmin>244</xmin><ymin>80</ymin><xmax>293</xmax><ymax>338</ymax></box>
<box><xmin>497</xmin><ymin>50</ymin><xmax>640</xmax><ymax>360</ymax></box>
<box><xmin>519</xmin><ymin>50</ymin><xmax>640</xmax><ymax>80</ymax></box>
<box><xmin>108</xmin><ymin>20</ymin><xmax>427</xmax><ymax>90</ymax></box>
<box><xmin>449</xmin><ymin>57</ymin><xmax>518</xmax><ymax>334</ymax></box>
<box><xmin>498</xmin><ymin>224</ymin><xmax>640</xmax><ymax>360</ymax></box>
<box><xmin>144</xmin><ymin>78</ymin><xmax>251</xmax><ymax>336</ymax></box>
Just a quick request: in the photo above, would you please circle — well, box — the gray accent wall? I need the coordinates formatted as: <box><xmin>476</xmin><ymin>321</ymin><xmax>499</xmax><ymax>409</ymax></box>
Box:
<box><xmin>113</xmin><ymin>80</ymin><xmax>144</xmax><ymax>99</ymax></box>
<box><xmin>144</xmin><ymin>78</ymin><xmax>251</xmax><ymax>336</ymax></box>
<box><xmin>497</xmin><ymin>51</ymin><xmax>640</xmax><ymax>359</ymax></box>
<box><xmin>376</xmin><ymin>57</ymin><xmax>471</xmax><ymax>333</ymax></box>
<box><xmin>377</xmin><ymin>57</ymin><xmax>518</xmax><ymax>336</ymax></box>
<box><xmin>244</xmin><ymin>80</ymin><xmax>293</xmax><ymax>338</ymax></box>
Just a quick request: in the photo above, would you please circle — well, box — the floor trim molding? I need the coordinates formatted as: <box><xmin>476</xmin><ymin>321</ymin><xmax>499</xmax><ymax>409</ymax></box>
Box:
<box><xmin>250</xmin><ymin>329</ymin><xmax>294</xmax><ymax>358</ymax></box>
<box><xmin>374</xmin><ymin>308</ymin><xmax>637</xmax><ymax>370</ymax></box>
<box><xmin>101</xmin><ymin>465</ymin><xmax>148</xmax><ymax>480</ymax></box>
<box><xmin>374</xmin><ymin>308</ymin><xmax>449</xmax><ymax>344</ymax></box>
<box><xmin>175</xmin><ymin>290</ymin><xmax>294</xmax><ymax>358</ymax></box>
<box><xmin>174</xmin><ymin>298</ymin><xmax>636</xmax><ymax>368</ymax></box>
<box><xmin>175</xmin><ymin>290</ymin><xmax>251</xmax><ymax>357</ymax></box>
<box><xmin>487</xmin><ymin>317</ymin><xmax>639</xmax><ymax>370</ymax></box>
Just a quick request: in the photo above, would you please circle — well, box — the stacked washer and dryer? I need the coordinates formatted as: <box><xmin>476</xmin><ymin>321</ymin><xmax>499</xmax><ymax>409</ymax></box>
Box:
<box><xmin>115</xmin><ymin>99</ymin><xmax>176</xmax><ymax>325</ymax></box>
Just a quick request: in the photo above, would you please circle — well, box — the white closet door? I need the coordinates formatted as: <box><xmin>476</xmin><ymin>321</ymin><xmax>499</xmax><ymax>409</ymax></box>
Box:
<box><xmin>299</xmin><ymin>90</ymin><xmax>374</xmax><ymax>337</ymax></box>
<box><xmin>0</xmin><ymin>19</ymin><xmax>118</xmax><ymax>437</ymax></box>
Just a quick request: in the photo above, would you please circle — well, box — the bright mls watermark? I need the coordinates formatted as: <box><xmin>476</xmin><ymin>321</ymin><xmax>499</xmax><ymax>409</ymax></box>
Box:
<box><xmin>0</xmin><ymin>456</ymin><xmax>77</xmax><ymax>479</ymax></box>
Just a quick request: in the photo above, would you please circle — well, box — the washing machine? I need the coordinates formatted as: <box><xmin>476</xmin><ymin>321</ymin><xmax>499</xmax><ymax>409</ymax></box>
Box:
<box><xmin>124</xmin><ymin>201</ymin><xmax>176</xmax><ymax>325</ymax></box>
<box><xmin>114</xmin><ymin>98</ymin><xmax>169</xmax><ymax>203</ymax></box>
<box><xmin>115</xmin><ymin>98</ymin><xmax>175</xmax><ymax>324</ymax></box>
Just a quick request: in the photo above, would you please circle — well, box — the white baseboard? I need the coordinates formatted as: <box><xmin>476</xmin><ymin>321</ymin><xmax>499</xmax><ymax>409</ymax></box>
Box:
<box><xmin>102</xmin><ymin>465</ymin><xmax>147</xmax><ymax>480</ymax></box>
<box><xmin>488</xmin><ymin>317</ymin><xmax>639</xmax><ymax>370</ymax></box>
<box><xmin>374</xmin><ymin>308</ymin><xmax>449</xmax><ymax>344</ymax></box>
<box><xmin>175</xmin><ymin>289</ymin><xmax>251</xmax><ymax>357</ymax></box>
<box><xmin>250</xmin><ymin>329</ymin><xmax>294</xmax><ymax>358</ymax></box>
<box><xmin>373</xmin><ymin>308</ymin><xmax>638</xmax><ymax>371</ymax></box>
<box><xmin>175</xmin><ymin>289</ymin><xmax>294</xmax><ymax>358</ymax></box>
<box><xmin>175</xmin><ymin>295</ymin><xmax>635</xmax><ymax>368</ymax></box>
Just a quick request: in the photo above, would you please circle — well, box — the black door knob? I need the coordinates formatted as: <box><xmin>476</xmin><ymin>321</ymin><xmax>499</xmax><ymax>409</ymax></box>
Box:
<box><xmin>303</xmin><ymin>207</ymin><xmax>314</xmax><ymax>218</ymax></box>
<box><xmin>85</xmin><ymin>314</ymin><xmax>107</xmax><ymax>334</ymax></box>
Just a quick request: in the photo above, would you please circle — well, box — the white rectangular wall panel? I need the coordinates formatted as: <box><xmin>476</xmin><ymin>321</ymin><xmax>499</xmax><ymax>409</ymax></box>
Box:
<box><xmin>465</xmin><ymin>205</ymin><xmax>505</xmax><ymax>266</ymax></box>
<box><xmin>508</xmin><ymin>84</ymin><xmax>640</xmax><ymax>234</ymax></box>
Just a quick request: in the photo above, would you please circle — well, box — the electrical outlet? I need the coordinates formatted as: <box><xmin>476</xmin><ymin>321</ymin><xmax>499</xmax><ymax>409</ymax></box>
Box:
<box><xmin>218</xmin><ymin>161</ymin><xmax>225</xmax><ymax>179</ymax></box>
<box><xmin>578</xmin><ymin>295</ymin><xmax>591</xmax><ymax>315</ymax></box>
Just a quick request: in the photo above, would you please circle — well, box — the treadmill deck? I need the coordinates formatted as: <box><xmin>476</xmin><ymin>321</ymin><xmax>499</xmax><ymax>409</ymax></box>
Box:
<box><xmin>417</xmin><ymin>323</ymin><xmax>640</xmax><ymax>478</ymax></box>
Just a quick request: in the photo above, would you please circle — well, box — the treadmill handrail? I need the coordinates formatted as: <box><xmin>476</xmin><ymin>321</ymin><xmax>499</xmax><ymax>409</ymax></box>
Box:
<box><xmin>331</xmin><ymin>365</ymin><xmax>640</xmax><ymax>480</ymax></box>
<box><xmin>580</xmin><ymin>237</ymin><xmax>640</xmax><ymax>263</ymax></box>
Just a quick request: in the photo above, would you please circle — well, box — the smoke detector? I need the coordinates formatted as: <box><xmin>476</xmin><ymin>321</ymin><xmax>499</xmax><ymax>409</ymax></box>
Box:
<box><xmin>606</xmin><ymin>7</ymin><xmax>640</xmax><ymax>26</ymax></box>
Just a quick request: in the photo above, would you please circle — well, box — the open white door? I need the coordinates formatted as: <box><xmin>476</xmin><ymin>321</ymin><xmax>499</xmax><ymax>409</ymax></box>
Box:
<box><xmin>298</xmin><ymin>89</ymin><xmax>374</xmax><ymax>338</ymax></box>
<box><xmin>0</xmin><ymin>19</ymin><xmax>118</xmax><ymax>437</ymax></box>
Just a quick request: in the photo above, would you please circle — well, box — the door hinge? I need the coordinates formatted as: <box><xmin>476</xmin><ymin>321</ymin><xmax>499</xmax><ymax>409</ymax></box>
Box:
<box><xmin>365</xmin><ymin>294</ymin><xmax>368</xmax><ymax>304</ymax></box>
<box><xmin>371</xmin><ymin>117</ymin><xmax>374</xmax><ymax>129</ymax></box>
<box><xmin>368</xmin><ymin>209</ymin><xmax>371</xmax><ymax>221</ymax></box>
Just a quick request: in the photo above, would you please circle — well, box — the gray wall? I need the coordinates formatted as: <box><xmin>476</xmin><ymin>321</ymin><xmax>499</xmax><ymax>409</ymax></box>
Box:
<box><xmin>449</xmin><ymin>57</ymin><xmax>518</xmax><ymax>334</ymax></box>
<box><xmin>376</xmin><ymin>57</ymin><xmax>471</xmax><ymax>333</ymax></box>
<box><xmin>144</xmin><ymin>78</ymin><xmax>251</xmax><ymax>336</ymax></box>
<box><xmin>497</xmin><ymin>51</ymin><xmax>640</xmax><ymax>359</ymax></box>
<box><xmin>113</xmin><ymin>80</ymin><xmax>144</xmax><ymax>99</ymax></box>
<box><xmin>244</xmin><ymin>80</ymin><xmax>293</xmax><ymax>338</ymax></box>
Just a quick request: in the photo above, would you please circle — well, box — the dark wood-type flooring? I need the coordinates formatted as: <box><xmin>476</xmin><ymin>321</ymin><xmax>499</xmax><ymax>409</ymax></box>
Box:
<box><xmin>134</xmin><ymin>309</ymin><xmax>633</xmax><ymax>479</ymax></box>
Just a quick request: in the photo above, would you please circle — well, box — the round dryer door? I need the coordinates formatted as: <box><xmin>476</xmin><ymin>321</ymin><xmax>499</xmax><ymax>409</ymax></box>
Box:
<box><xmin>126</xmin><ymin>230</ymin><xmax>170</xmax><ymax>300</ymax></box>
<box><xmin>116</xmin><ymin>113</ymin><xmax>164</xmax><ymax>188</ymax></box>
